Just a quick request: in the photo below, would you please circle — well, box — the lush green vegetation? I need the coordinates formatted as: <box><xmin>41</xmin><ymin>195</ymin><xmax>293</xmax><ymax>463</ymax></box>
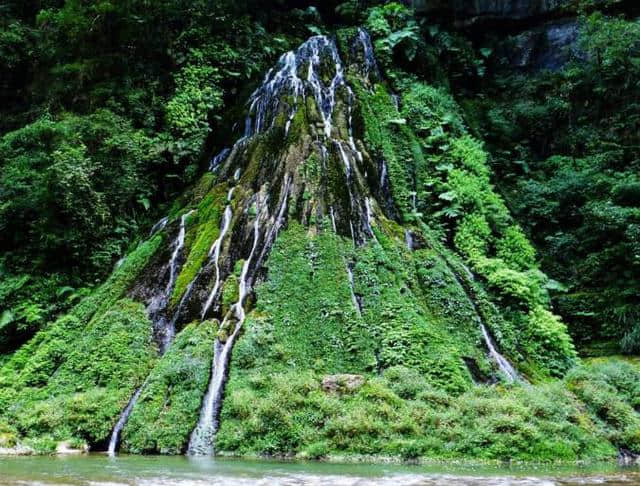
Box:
<box><xmin>0</xmin><ymin>0</ymin><xmax>295</xmax><ymax>348</ymax></box>
<box><xmin>0</xmin><ymin>0</ymin><xmax>638</xmax><ymax>463</ymax></box>
<box><xmin>218</xmin><ymin>359</ymin><xmax>640</xmax><ymax>461</ymax></box>
<box><xmin>0</xmin><ymin>299</ymin><xmax>156</xmax><ymax>453</ymax></box>
<box><xmin>122</xmin><ymin>321</ymin><xmax>217</xmax><ymax>454</ymax></box>
<box><xmin>459</xmin><ymin>12</ymin><xmax>640</xmax><ymax>355</ymax></box>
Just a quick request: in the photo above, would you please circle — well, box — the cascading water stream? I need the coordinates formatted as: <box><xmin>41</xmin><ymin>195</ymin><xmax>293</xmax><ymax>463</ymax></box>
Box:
<box><xmin>246</xmin><ymin>35</ymin><xmax>348</xmax><ymax>141</ymax></box>
<box><xmin>166</xmin><ymin>211</ymin><xmax>194</xmax><ymax>296</ymax></box>
<box><xmin>108</xmin><ymin>209</ymin><xmax>195</xmax><ymax>455</ymax></box>
<box><xmin>380</xmin><ymin>160</ymin><xmax>388</xmax><ymax>189</ymax></box>
<box><xmin>189</xmin><ymin>178</ymin><xmax>292</xmax><ymax>456</ymax></box>
<box><xmin>480</xmin><ymin>324</ymin><xmax>520</xmax><ymax>383</ymax></box>
<box><xmin>188</xmin><ymin>199</ymin><xmax>264</xmax><ymax>456</ymax></box>
<box><xmin>149</xmin><ymin>216</ymin><xmax>169</xmax><ymax>237</ymax></box>
<box><xmin>243</xmin><ymin>33</ymin><xmax>382</xmax><ymax>246</ymax></box>
<box><xmin>159</xmin><ymin>210</ymin><xmax>196</xmax><ymax>353</ymax></box>
<box><xmin>357</xmin><ymin>28</ymin><xmax>380</xmax><ymax>80</ymax></box>
<box><xmin>405</xmin><ymin>230</ymin><xmax>414</xmax><ymax>251</ymax></box>
<box><xmin>448</xmin><ymin>261</ymin><xmax>521</xmax><ymax>383</ymax></box>
<box><xmin>201</xmin><ymin>188</ymin><xmax>236</xmax><ymax>319</ymax></box>
<box><xmin>107</xmin><ymin>388</ymin><xmax>143</xmax><ymax>456</ymax></box>
<box><xmin>209</xmin><ymin>148</ymin><xmax>230</xmax><ymax>172</ymax></box>
<box><xmin>365</xmin><ymin>198</ymin><xmax>376</xmax><ymax>239</ymax></box>
<box><xmin>330</xmin><ymin>206</ymin><xmax>338</xmax><ymax>232</ymax></box>
<box><xmin>346</xmin><ymin>264</ymin><xmax>362</xmax><ymax>317</ymax></box>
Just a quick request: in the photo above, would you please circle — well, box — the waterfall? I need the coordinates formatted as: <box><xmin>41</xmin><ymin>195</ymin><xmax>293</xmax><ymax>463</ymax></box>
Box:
<box><xmin>357</xmin><ymin>28</ymin><xmax>380</xmax><ymax>80</ymax></box>
<box><xmin>107</xmin><ymin>387</ymin><xmax>143</xmax><ymax>456</ymax></box>
<box><xmin>336</xmin><ymin>140</ymin><xmax>353</xmax><ymax>180</ymax></box>
<box><xmin>330</xmin><ymin>206</ymin><xmax>337</xmax><ymax>233</ymax></box>
<box><xmin>346</xmin><ymin>264</ymin><xmax>362</xmax><ymax>316</ymax></box>
<box><xmin>365</xmin><ymin>198</ymin><xmax>375</xmax><ymax>238</ymax></box>
<box><xmin>201</xmin><ymin>189</ymin><xmax>236</xmax><ymax>319</ymax></box>
<box><xmin>108</xmin><ymin>209</ymin><xmax>195</xmax><ymax>454</ymax></box>
<box><xmin>149</xmin><ymin>216</ymin><xmax>168</xmax><ymax>237</ymax></box>
<box><xmin>347</xmin><ymin>87</ymin><xmax>364</xmax><ymax>163</ymax></box>
<box><xmin>188</xmin><ymin>198</ymin><xmax>264</xmax><ymax>456</ymax></box>
<box><xmin>336</xmin><ymin>140</ymin><xmax>359</xmax><ymax>242</ymax></box>
<box><xmin>405</xmin><ymin>230</ymin><xmax>414</xmax><ymax>251</ymax></box>
<box><xmin>166</xmin><ymin>211</ymin><xmax>194</xmax><ymax>295</ymax></box>
<box><xmin>246</xmin><ymin>35</ymin><xmax>349</xmax><ymax>140</ymax></box>
<box><xmin>380</xmin><ymin>160</ymin><xmax>388</xmax><ymax>189</ymax></box>
<box><xmin>185</xmin><ymin>31</ymin><xmax>382</xmax><ymax>455</ymax></box>
<box><xmin>447</xmin><ymin>260</ymin><xmax>521</xmax><ymax>383</ymax></box>
<box><xmin>480</xmin><ymin>324</ymin><xmax>520</xmax><ymax>383</ymax></box>
<box><xmin>189</xmin><ymin>177</ymin><xmax>292</xmax><ymax>456</ymax></box>
<box><xmin>209</xmin><ymin>148</ymin><xmax>230</xmax><ymax>172</ymax></box>
<box><xmin>155</xmin><ymin>210</ymin><xmax>195</xmax><ymax>353</ymax></box>
<box><xmin>391</xmin><ymin>94</ymin><xmax>400</xmax><ymax>111</ymax></box>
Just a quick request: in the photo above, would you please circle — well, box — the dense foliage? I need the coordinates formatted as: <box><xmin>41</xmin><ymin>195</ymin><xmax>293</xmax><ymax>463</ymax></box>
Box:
<box><xmin>0</xmin><ymin>0</ymin><xmax>293</xmax><ymax>348</ymax></box>
<box><xmin>462</xmin><ymin>12</ymin><xmax>640</xmax><ymax>354</ymax></box>
<box><xmin>0</xmin><ymin>0</ymin><xmax>638</xmax><ymax>463</ymax></box>
<box><xmin>218</xmin><ymin>359</ymin><xmax>640</xmax><ymax>461</ymax></box>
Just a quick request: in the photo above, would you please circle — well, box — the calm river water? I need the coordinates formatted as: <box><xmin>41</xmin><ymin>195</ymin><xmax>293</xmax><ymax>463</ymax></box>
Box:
<box><xmin>0</xmin><ymin>455</ymin><xmax>639</xmax><ymax>485</ymax></box>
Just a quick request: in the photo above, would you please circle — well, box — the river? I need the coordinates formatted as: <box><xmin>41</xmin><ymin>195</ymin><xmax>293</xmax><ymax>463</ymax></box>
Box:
<box><xmin>0</xmin><ymin>455</ymin><xmax>639</xmax><ymax>485</ymax></box>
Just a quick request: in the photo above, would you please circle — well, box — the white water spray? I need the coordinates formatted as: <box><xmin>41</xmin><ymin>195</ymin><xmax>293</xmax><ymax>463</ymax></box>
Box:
<box><xmin>188</xmin><ymin>199</ymin><xmax>264</xmax><ymax>456</ymax></box>
<box><xmin>107</xmin><ymin>387</ymin><xmax>143</xmax><ymax>456</ymax></box>
<box><xmin>480</xmin><ymin>324</ymin><xmax>520</xmax><ymax>383</ymax></box>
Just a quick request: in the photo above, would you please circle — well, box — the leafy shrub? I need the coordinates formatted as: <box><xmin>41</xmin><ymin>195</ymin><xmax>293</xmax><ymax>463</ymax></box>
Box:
<box><xmin>166</xmin><ymin>63</ymin><xmax>223</xmax><ymax>162</ymax></box>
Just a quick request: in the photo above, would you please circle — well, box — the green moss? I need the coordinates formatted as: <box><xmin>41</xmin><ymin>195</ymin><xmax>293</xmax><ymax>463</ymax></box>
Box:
<box><xmin>122</xmin><ymin>320</ymin><xmax>217</xmax><ymax>454</ymax></box>
<box><xmin>233</xmin><ymin>222</ymin><xmax>370</xmax><ymax>374</ymax></box>
<box><xmin>358</xmin><ymin>75</ymin><xmax>579</xmax><ymax>378</ymax></box>
<box><xmin>74</xmin><ymin>234</ymin><xmax>164</xmax><ymax>322</ymax></box>
<box><xmin>352</xmin><ymin>231</ymin><xmax>479</xmax><ymax>393</ymax></box>
<box><xmin>1</xmin><ymin>299</ymin><xmax>156</xmax><ymax>450</ymax></box>
<box><xmin>221</xmin><ymin>274</ymin><xmax>240</xmax><ymax>317</ymax></box>
<box><xmin>354</xmin><ymin>81</ymin><xmax>423</xmax><ymax>219</ymax></box>
<box><xmin>218</xmin><ymin>363</ymin><xmax>622</xmax><ymax>461</ymax></box>
<box><xmin>171</xmin><ymin>183</ymin><xmax>228</xmax><ymax>307</ymax></box>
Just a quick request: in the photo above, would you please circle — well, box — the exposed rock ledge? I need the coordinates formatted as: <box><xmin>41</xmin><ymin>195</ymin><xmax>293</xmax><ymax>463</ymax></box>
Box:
<box><xmin>0</xmin><ymin>445</ymin><xmax>34</xmax><ymax>456</ymax></box>
<box><xmin>322</xmin><ymin>374</ymin><xmax>366</xmax><ymax>394</ymax></box>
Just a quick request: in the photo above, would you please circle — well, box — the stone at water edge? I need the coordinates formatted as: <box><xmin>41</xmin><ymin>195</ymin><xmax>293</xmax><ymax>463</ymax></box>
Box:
<box><xmin>56</xmin><ymin>441</ymin><xmax>89</xmax><ymax>454</ymax></box>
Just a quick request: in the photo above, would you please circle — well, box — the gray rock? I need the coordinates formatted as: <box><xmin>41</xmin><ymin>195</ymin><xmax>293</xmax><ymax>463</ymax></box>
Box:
<box><xmin>322</xmin><ymin>374</ymin><xmax>365</xmax><ymax>393</ymax></box>
<box><xmin>407</xmin><ymin>0</ymin><xmax>606</xmax><ymax>23</ymax></box>
<box><xmin>56</xmin><ymin>441</ymin><xmax>89</xmax><ymax>455</ymax></box>
<box><xmin>502</xmin><ymin>19</ymin><xmax>581</xmax><ymax>71</ymax></box>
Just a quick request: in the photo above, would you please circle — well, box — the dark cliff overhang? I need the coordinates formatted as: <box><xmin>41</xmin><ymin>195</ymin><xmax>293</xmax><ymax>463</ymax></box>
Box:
<box><xmin>405</xmin><ymin>0</ymin><xmax>640</xmax><ymax>34</ymax></box>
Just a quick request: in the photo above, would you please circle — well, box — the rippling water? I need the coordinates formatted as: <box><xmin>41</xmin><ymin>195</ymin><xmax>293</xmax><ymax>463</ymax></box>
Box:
<box><xmin>0</xmin><ymin>455</ymin><xmax>638</xmax><ymax>486</ymax></box>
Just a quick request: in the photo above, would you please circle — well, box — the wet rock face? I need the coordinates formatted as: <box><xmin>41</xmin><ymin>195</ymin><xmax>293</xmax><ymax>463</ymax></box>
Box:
<box><xmin>502</xmin><ymin>19</ymin><xmax>580</xmax><ymax>71</ymax></box>
<box><xmin>408</xmin><ymin>1</ymin><xmax>584</xmax><ymax>72</ymax></box>
<box><xmin>409</xmin><ymin>0</ymin><xmax>573</xmax><ymax>20</ymax></box>
<box><xmin>452</xmin><ymin>0</ymin><xmax>568</xmax><ymax>21</ymax></box>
